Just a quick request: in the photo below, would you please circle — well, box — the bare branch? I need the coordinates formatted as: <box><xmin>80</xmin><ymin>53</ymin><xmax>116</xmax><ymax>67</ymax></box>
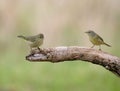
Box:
<box><xmin>26</xmin><ymin>46</ymin><xmax>120</xmax><ymax>77</ymax></box>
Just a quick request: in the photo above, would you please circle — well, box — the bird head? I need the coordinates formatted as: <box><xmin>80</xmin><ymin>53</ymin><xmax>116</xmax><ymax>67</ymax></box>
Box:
<box><xmin>85</xmin><ymin>30</ymin><xmax>96</xmax><ymax>36</ymax></box>
<box><xmin>37</xmin><ymin>33</ymin><xmax>44</xmax><ymax>39</ymax></box>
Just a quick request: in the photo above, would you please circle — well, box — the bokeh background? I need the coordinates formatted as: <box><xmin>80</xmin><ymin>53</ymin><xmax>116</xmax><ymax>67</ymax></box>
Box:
<box><xmin>0</xmin><ymin>0</ymin><xmax>120</xmax><ymax>91</ymax></box>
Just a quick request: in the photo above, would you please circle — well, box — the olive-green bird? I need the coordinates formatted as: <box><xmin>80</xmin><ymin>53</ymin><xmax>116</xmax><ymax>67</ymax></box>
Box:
<box><xmin>85</xmin><ymin>30</ymin><xmax>111</xmax><ymax>50</ymax></box>
<box><xmin>17</xmin><ymin>33</ymin><xmax>44</xmax><ymax>51</ymax></box>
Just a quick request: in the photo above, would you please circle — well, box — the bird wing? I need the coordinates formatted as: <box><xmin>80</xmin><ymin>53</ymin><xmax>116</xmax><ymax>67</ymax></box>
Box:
<box><xmin>97</xmin><ymin>34</ymin><xmax>104</xmax><ymax>41</ymax></box>
<box><xmin>25</xmin><ymin>36</ymin><xmax>36</xmax><ymax>42</ymax></box>
<box><xmin>96</xmin><ymin>34</ymin><xmax>105</xmax><ymax>43</ymax></box>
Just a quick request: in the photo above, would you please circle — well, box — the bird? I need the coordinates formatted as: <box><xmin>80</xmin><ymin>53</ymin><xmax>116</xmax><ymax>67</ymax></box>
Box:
<box><xmin>85</xmin><ymin>30</ymin><xmax>111</xmax><ymax>50</ymax></box>
<box><xmin>17</xmin><ymin>33</ymin><xmax>44</xmax><ymax>51</ymax></box>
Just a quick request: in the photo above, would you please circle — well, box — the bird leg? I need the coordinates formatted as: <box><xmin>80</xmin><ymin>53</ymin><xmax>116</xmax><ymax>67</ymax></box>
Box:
<box><xmin>37</xmin><ymin>47</ymin><xmax>41</xmax><ymax>51</ymax></box>
<box><xmin>37</xmin><ymin>47</ymin><xmax>47</xmax><ymax>55</ymax></box>
<box><xmin>37</xmin><ymin>47</ymin><xmax>40</xmax><ymax>50</ymax></box>
<box><xmin>91</xmin><ymin>45</ymin><xmax>95</xmax><ymax>48</ymax></box>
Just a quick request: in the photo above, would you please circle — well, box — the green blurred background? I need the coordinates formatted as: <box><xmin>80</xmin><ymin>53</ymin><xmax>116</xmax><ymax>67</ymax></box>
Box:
<box><xmin>0</xmin><ymin>0</ymin><xmax>120</xmax><ymax>91</ymax></box>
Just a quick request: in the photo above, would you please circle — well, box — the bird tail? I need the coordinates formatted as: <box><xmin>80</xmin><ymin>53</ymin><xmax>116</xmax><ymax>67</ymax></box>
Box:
<box><xmin>104</xmin><ymin>42</ymin><xmax>111</xmax><ymax>47</ymax></box>
<box><xmin>17</xmin><ymin>35</ymin><xmax>27</xmax><ymax>40</ymax></box>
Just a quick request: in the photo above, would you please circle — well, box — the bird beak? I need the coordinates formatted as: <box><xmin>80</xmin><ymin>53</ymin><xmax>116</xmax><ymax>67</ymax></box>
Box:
<box><xmin>85</xmin><ymin>31</ymin><xmax>88</xmax><ymax>33</ymax></box>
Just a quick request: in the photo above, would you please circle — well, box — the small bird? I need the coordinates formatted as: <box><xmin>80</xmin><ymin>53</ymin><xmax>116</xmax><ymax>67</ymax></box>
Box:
<box><xmin>17</xmin><ymin>33</ymin><xmax>44</xmax><ymax>51</ymax></box>
<box><xmin>85</xmin><ymin>30</ymin><xmax>111</xmax><ymax>50</ymax></box>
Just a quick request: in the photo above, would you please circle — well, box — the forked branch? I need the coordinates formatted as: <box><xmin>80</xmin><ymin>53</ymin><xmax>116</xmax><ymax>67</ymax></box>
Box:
<box><xmin>26</xmin><ymin>46</ymin><xmax>120</xmax><ymax>77</ymax></box>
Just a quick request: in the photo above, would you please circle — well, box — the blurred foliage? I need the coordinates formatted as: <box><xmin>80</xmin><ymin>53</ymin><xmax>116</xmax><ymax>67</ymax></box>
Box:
<box><xmin>0</xmin><ymin>0</ymin><xmax>120</xmax><ymax>91</ymax></box>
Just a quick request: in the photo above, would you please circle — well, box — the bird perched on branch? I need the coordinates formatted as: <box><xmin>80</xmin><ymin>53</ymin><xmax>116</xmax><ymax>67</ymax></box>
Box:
<box><xmin>18</xmin><ymin>33</ymin><xmax>44</xmax><ymax>51</ymax></box>
<box><xmin>85</xmin><ymin>30</ymin><xmax>111</xmax><ymax>50</ymax></box>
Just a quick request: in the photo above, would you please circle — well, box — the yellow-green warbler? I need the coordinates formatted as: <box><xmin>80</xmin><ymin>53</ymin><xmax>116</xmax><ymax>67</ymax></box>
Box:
<box><xmin>18</xmin><ymin>33</ymin><xmax>44</xmax><ymax>51</ymax></box>
<box><xmin>85</xmin><ymin>30</ymin><xmax>111</xmax><ymax>50</ymax></box>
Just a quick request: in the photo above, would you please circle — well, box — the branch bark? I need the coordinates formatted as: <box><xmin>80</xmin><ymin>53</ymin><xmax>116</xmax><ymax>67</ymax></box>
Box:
<box><xmin>26</xmin><ymin>46</ymin><xmax>120</xmax><ymax>77</ymax></box>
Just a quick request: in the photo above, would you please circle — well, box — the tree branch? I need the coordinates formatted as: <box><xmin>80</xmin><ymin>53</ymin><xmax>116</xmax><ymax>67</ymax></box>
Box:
<box><xmin>26</xmin><ymin>46</ymin><xmax>120</xmax><ymax>77</ymax></box>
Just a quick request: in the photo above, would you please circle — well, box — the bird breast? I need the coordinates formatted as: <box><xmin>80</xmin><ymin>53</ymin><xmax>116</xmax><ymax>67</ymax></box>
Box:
<box><xmin>30</xmin><ymin>39</ymin><xmax>43</xmax><ymax>48</ymax></box>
